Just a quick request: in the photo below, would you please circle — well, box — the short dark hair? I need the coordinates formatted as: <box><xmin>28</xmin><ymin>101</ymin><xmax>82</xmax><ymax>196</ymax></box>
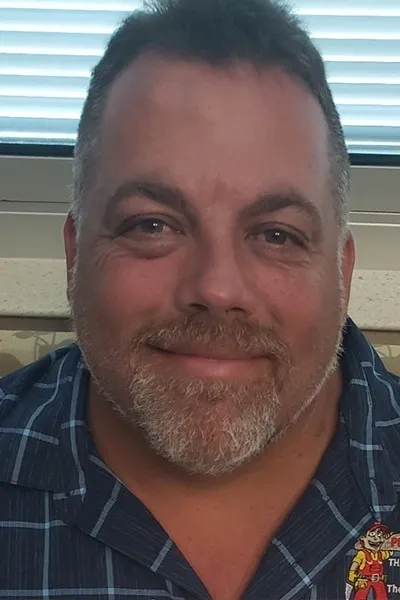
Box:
<box><xmin>72</xmin><ymin>0</ymin><xmax>350</xmax><ymax>232</ymax></box>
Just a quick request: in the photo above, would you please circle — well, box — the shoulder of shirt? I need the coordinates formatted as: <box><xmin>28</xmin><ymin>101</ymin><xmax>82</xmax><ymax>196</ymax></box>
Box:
<box><xmin>0</xmin><ymin>344</ymin><xmax>85</xmax><ymax>490</ymax></box>
<box><xmin>0</xmin><ymin>343</ymin><xmax>81</xmax><ymax>419</ymax></box>
<box><xmin>343</xmin><ymin>319</ymin><xmax>400</xmax><ymax>416</ymax></box>
<box><xmin>341</xmin><ymin>319</ymin><xmax>400</xmax><ymax>492</ymax></box>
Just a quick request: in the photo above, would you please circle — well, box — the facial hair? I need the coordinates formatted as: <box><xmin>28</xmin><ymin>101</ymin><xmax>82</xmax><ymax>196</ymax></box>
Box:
<box><xmin>70</xmin><ymin>266</ymin><xmax>347</xmax><ymax>477</ymax></box>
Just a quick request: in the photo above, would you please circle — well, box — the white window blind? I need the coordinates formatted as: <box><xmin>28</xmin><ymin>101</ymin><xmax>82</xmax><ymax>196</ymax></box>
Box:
<box><xmin>0</xmin><ymin>0</ymin><xmax>399</xmax><ymax>155</ymax></box>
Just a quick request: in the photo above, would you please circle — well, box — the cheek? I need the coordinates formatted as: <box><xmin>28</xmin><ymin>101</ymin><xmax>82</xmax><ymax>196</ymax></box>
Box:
<box><xmin>264</xmin><ymin>265</ymin><xmax>341</xmax><ymax>351</ymax></box>
<box><xmin>77</xmin><ymin>251</ymin><xmax>178</xmax><ymax>327</ymax></box>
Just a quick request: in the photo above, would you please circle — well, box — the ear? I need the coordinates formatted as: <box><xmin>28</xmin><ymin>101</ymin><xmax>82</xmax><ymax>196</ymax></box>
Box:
<box><xmin>355</xmin><ymin>541</ymin><xmax>363</xmax><ymax>550</ymax></box>
<box><xmin>339</xmin><ymin>231</ymin><xmax>356</xmax><ymax>309</ymax></box>
<box><xmin>63</xmin><ymin>214</ymin><xmax>77</xmax><ymax>303</ymax></box>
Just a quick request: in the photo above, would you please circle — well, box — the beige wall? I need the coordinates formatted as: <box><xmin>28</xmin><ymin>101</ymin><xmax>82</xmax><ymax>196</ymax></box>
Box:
<box><xmin>0</xmin><ymin>328</ymin><xmax>76</xmax><ymax>376</ymax></box>
<box><xmin>1</xmin><ymin>326</ymin><xmax>400</xmax><ymax>378</ymax></box>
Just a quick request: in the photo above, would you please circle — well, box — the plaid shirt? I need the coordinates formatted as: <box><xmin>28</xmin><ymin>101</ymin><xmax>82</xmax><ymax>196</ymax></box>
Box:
<box><xmin>1</xmin><ymin>318</ymin><xmax>400</xmax><ymax>600</ymax></box>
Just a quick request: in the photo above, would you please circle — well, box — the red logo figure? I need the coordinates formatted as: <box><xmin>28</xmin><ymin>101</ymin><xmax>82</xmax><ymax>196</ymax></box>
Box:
<box><xmin>346</xmin><ymin>523</ymin><xmax>393</xmax><ymax>600</ymax></box>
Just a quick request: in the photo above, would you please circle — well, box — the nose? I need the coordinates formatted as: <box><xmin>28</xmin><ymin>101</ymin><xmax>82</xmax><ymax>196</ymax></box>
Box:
<box><xmin>174</xmin><ymin>241</ymin><xmax>257</xmax><ymax>318</ymax></box>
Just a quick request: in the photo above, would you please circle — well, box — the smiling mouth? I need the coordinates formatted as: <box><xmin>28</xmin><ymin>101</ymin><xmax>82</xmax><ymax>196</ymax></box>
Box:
<box><xmin>148</xmin><ymin>343</ymin><xmax>266</xmax><ymax>361</ymax></box>
<box><xmin>146</xmin><ymin>344</ymin><xmax>272</xmax><ymax>379</ymax></box>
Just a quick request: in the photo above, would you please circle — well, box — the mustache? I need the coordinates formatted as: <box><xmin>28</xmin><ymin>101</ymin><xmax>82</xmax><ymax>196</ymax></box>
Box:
<box><xmin>130</xmin><ymin>313</ymin><xmax>291</xmax><ymax>364</ymax></box>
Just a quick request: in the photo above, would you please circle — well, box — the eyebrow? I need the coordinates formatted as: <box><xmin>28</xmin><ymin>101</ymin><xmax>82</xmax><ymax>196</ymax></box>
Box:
<box><xmin>103</xmin><ymin>179</ymin><xmax>197</xmax><ymax>227</ymax></box>
<box><xmin>239</xmin><ymin>191</ymin><xmax>323</xmax><ymax>239</ymax></box>
<box><xmin>104</xmin><ymin>179</ymin><xmax>323</xmax><ymax>238</ymax></box>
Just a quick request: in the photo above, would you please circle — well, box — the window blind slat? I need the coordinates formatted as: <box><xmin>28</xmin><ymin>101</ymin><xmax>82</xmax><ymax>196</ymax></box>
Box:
<box><xmin>0</xmin><ymin>115</ymin><xmax>78</xmax><ymax>137</ymax></box>
<box><xmin>294</xmin><ymin>0</ymin><xmax>400</xmax><ymax>16</ymax></box>
<box><xmin>0</xmin><ymin>8</ymin><xmax>131</xmax><ymax>34</ymax></box>
<box><xmin>314</xmin><ymin>39</ymin><xmax>400</xmax><ymax>62</ymax></box>
<box><xmin>0</xmin><ymin>0</ymin><xmax>399</xmax><ymax>155</ymax></box>
<box><xmin>0</xmin><ymin>54</ymin><xmax>93</xmax><ymax>78</ymax></box>
<box><xmin>0</xmin><ymin>97</ymin><xmax>82</xmax><ymax>119</ymax></box>
<box><xmin>303</xmin><ymin>15</ymin><xmax>400</xmax><ymax>39</ymax></box>
<box><xmin>0</xmin><ymin>75</ymin><xmax>87</xmax><ymax>99</ymax></box>
<box><xmin>0</xmin><ymin>31</ymin><xmax>108</xmax><ymax>56</ymax></box>
<box><xmin>326</xmin><ymin>62</ymin><xmax>400</xmax><ymax>84</ymax></box>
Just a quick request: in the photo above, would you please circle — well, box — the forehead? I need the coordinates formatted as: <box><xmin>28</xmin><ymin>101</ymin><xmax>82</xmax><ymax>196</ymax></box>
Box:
<box><xmin>98</xmin><ymin>54</ymin><xmax>331</xmax><ymax>213</ymax></box>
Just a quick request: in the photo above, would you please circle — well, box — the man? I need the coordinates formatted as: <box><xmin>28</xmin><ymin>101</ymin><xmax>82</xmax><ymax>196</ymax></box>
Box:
<box><xmin>0</xmin><ymin>0</ymin><xmax>399</xmax><ymax>598</ymax></box>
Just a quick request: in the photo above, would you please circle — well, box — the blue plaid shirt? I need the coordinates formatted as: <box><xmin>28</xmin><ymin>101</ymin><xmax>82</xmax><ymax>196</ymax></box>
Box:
<box><xmin>1</xmin><ymin>318</ymin><xmax>400</xmax><ymax>600</ymax></box>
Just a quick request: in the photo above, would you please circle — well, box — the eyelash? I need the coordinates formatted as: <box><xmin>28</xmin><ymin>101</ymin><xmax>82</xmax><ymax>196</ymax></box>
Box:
<box><xmin>117</xmin><ymin>216</ymin><xmax>180</xmax><ymax>237</ymax></box>
<box><xmin>117</xmin><ymin>216</ymin><xmax>308</xmax><ymax>251</ymax></box>
<box><xmin>249</xmin><ymin>226</ymin><xmax>308</xmax><ymax>250</ymax></box>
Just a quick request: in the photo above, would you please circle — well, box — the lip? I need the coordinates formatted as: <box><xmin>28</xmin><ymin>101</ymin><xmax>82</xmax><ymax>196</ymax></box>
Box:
<box><xmin>151</xmin><ymin>344</ymin><xmax>265</xmax><ymax>360</ymax></box>
<box><xmin>147</xmin><ymin>345</ymin><xmax>270</xmax><ymax>379</ymax></box>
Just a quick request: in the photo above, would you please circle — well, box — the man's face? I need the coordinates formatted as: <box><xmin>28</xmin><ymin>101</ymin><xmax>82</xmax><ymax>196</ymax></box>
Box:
<box><xmin>65</xmin><ymin>55</ymin><xmax>354</xmax><ymax>475</ymax></box>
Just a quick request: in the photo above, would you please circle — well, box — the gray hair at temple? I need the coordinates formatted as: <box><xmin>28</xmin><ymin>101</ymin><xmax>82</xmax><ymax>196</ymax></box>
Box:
<box><xmin>71</xmin><ymin>0</ymin><xmax>351</xmax><ymax>237</ymax></box>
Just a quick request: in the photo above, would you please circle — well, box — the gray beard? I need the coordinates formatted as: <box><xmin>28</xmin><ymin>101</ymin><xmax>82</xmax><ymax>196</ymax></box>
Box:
<box><xmin>87</xmin><ymin>326</ymin><xmax>344</xmax><ymax>477</ymax></box>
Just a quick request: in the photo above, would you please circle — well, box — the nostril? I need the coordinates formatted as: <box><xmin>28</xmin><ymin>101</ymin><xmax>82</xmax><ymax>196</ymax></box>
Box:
<box><xmin>188</xmin><ymin>303</ymin><xmax>210</xmax><ymax>312</ymax></box>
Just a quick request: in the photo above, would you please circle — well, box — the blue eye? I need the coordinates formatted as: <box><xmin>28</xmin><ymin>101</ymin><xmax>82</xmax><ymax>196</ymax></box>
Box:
<box><xmin>256</xmin><ymin>228</ymin><xmax>305</xmax><ymax>248</ymax></box>
<box><xmin>132</xmin><ymin>219</ymin><xmax>168</xmax><ymax>234</ymax></box>
<box><xmin>263</xmin><ymin>229</ymin><xmax>289</xmax><ymax>245</ymax></box>
<box><xmin>118</xmin><ymin>217</ymin><xmax>178</xmax><ymax>237</ymax></box>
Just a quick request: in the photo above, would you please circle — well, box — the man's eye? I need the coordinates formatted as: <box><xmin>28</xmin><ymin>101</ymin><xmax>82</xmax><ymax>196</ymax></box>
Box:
<box><xmin>118</xmin><ymin>217</ymin><xmax>177</xmax><ymax>237</ymax></box>
<box><xmin>263</xmin><ymin>229</ymin><xmax>289</xmax><ymax>245</ymax></box>
<box><xmin>133</xmin><ymin>219</ymin><xmax>168</xmax><ymax>234</ymax></box>
<box><xmin>257</xmin><ymin>228</ymin><xmax>305</xmax><ymax>248</ymax></box>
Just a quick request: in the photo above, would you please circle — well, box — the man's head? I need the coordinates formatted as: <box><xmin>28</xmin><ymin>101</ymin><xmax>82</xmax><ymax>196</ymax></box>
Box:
<box><xmin>65</xmin><ymin>0</ymin><xmax>355</xmax><ymax>476</ymax></box>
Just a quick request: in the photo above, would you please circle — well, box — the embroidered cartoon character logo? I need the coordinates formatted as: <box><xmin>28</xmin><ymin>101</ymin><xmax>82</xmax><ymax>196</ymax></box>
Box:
<box><xmin>346</xmin><ymin>523</ymin><xmax>393</xmax><ymax>600</ymax></box>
